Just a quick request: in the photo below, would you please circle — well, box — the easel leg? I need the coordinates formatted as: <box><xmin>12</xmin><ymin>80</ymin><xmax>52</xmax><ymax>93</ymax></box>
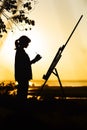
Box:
<box><xmin>53</xmin><ymin>68</ymin><xmax>66</xmax><ymax>99</ymax></box>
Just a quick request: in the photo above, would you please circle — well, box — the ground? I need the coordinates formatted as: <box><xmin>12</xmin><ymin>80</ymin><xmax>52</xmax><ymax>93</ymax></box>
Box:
<box><xmin>0</xmin><ymin>95</ymin><xmax>87</xmax><ymax>129</ymax></box>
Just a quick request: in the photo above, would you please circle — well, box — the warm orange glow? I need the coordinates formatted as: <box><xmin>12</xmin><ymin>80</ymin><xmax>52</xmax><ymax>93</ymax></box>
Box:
<box><xmin>0</xmin><ymin>0</ymin><xmax>87</xmax><ymax>83</ymax></box>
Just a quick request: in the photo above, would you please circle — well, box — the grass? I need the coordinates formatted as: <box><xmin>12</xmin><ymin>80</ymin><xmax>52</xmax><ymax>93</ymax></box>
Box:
<box><xmin>0</xmin><ymin>81</ymin><xmax>87</xmax><ymax>129</ymax></box>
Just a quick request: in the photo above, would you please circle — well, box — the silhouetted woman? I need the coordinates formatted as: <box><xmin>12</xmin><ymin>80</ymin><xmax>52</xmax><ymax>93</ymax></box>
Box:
<box><xmin>14</xmin><ymin>35</ymin><xmax>41</xmax><ymax>101</ymax></box>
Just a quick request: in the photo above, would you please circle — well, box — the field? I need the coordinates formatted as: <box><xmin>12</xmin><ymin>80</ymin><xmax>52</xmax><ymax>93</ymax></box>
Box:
<box><xmin>0</xmin><ymin>82</ymin><xmax>87</xmax><ymax>129</ymax></box>
<box><xmin>28</xmin><ymin>85</ymin><xmax>87</xmax><ymax>99</ymax></box>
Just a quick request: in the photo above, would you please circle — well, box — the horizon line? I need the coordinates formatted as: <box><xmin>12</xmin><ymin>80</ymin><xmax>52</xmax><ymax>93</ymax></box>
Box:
<box><xmin>0</xmin><ymin>79</ymin><xmax>87</xmax><ymax>82</ymax></box>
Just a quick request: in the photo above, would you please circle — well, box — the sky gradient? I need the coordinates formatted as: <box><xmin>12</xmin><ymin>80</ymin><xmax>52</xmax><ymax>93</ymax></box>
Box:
<box><xmin>0</xmin><ymin>0</ymin><xmax>87</xmax><ymax>82</ymax></box>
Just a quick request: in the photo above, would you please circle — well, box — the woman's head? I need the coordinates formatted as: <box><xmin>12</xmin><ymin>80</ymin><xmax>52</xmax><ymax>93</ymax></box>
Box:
<box><xmin>15</xmin><ymin>35</ymin><xmax>31</xmax><ymax>49</ymax></box>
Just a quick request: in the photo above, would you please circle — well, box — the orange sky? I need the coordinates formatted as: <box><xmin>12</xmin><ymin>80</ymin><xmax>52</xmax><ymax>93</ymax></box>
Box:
<box><xmin>0</xmin><ymin>0</ymin><xmax>87</xmax><ymax>82</ymax></box>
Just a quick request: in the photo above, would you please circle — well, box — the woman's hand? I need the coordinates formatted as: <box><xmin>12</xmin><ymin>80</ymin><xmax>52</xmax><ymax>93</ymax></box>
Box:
<box><xmin>35</xmin><ymin>54</ymin><xmax>42</xmax><ymax>61</ymax></box>
<box><xmin>31</xmin><ymin>54</ymin><xmax>42</xmax><ymax>64</ymax></box>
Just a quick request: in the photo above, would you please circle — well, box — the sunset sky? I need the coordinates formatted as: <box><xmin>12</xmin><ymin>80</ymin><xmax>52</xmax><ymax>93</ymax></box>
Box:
<box><xmin>0</xmin><ymin>0</ymin><xmax>87</xmax><ymax>82</ymax></box>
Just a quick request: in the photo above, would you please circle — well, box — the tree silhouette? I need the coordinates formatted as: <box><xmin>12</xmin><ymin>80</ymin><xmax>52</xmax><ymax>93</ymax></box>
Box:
<box><xmin>0</xmin><ymin>0</ymin><xmax>37</xmax><ymax>38</ymax></box>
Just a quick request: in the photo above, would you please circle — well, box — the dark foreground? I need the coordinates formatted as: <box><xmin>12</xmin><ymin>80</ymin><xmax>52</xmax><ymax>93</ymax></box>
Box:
<box><xmin>0</xmin><ymin>95</ymin><xmax>87</xmax><ymax>129</ymax></box>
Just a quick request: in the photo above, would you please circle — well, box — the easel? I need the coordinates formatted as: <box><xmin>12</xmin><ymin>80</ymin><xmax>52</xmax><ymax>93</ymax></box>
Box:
<box><xmin>37</xmin><ymin>15</ymin><xmax>83</xmax><ymax>99</ymax></box>
<box><xmin>52</xmin><ymin>68</ymin><xmax>65</xmax><ymax>99</ymax></box>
